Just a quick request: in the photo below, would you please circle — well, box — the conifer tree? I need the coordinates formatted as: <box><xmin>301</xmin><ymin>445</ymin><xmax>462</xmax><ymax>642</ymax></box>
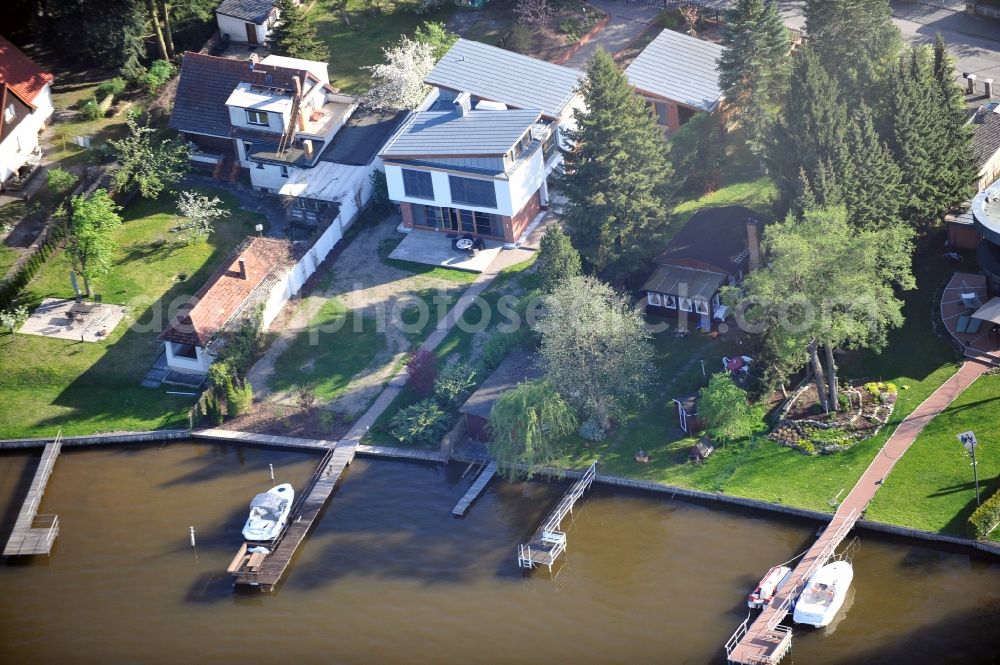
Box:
<box><xmin>269</xmin><ymin>0</ymin><xmax>330</xmax><ymax>62</ymax></box>
<box><xmin>717</xmin><ymin>0</ymin><xmax>789</xmax><ymax>154</ymax></box>
<box><xmin>887</xmin><ymin>48</ymin><xmax>949</xmax><ymax>228</ymax></box>
<box><xmin>839</xmin><ymin>106</ymin><xmax>904</xmax><ymax>229</ymax></box>
<box><xmin>766</xmin><ymin>47</ymin><xmax>846</xmax><ymax>211</ymax></box>
<box><xmin>803</xmin><ymin>0</ymin><xmax>901</xmax><ymax>105</ymax></box>
<box><xmin>558</xmin><ymin>48</ymin><xmax>673</xmax><ymax>283</ymax></box>
<box><xmin>932</xmin><ymin>34</ymin><xmax>977</xmax><ymax>211</ymax></box>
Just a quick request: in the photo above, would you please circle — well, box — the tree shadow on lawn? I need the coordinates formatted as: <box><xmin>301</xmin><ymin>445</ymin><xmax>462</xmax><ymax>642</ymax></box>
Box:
<box><xmin>24</xmin><ymin>241</ymin><xmax>238</xmax><ymax>435</ymax></box>
<box><xmin>937</xmin><ymin>474</ymin><xmax>1000</xmax><ymax>537</ymax></box>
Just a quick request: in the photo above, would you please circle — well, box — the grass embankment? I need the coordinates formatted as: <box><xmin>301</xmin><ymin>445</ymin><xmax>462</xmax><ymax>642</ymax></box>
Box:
<box><xmin>268</xmin><ymin>297</ymin><xmax>386</xmax><ymax>402</ymax></box>
<box><xmin>867</xmin><ymin>372</ymin><xmax>1000</xmax><ymax>541</ymax></box>
<box><xmin>310</xmin><ymin>0</ymin><xmax>454</xmax><ymax>94</ymax></box>
<box><xmin>363</xmin><ymin>256</ymin><xmax>538</xmax><ymax>447</ymax></box>
<box><xmin>0</xmin><ymin>190</ymin><xmax>264</xmax><ymax>439</ymax></box>
<box><xmin>556</xmin><ymin>248</ymin><xmax>963</xmax><ymax>514</ymax></box>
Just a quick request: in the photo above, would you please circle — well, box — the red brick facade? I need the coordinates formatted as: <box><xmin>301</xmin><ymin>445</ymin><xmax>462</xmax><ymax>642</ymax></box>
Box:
<box><xmin>507</xmin><ymin>189</ymin><xmax>542</xmax><ymax>243</ymax></box>
<box><xmin>400</xmin><ymin>201</ymin><xmax>415</xmax><ymax>229</ymax></box>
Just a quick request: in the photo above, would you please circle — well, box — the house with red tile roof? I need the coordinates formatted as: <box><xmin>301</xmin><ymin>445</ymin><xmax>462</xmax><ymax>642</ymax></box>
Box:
<box><xmin>158</xmin><ymin>236</ymin><xmax>298</xmax><ymax>376</ymax></box>
<box><xmin>0</xmin><ymin>35</ymin><xmax>54</xmax><ymax>190</ymax></box>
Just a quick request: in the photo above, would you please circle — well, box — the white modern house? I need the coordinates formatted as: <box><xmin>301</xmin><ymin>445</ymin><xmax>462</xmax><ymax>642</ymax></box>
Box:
<box><xmin>0</xmin><ymin>35</ymin><xmax>53</xmax><ymax>190</ymax></box>
<box><xmin>216</xmin><ymin>0</ymin><xmax>279</xmax><ymax>45</ymax></box>
<box><xmin>379</xmin><ymin>39</ymin><xmax>584</xmax><ymax>246</ymax></box>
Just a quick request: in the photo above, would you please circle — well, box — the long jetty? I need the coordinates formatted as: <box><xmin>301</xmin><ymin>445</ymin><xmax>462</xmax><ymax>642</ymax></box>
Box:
<box><xmin>229</xmin><ymin>441</ymin><xmax>356</xmax><ymax>590</ymax></box>
<box><xmin>452</xmin><ymin>461</ymin><xmax>497</xmax><ymax>516</ymax></box>
<box><xmin>517</xmin><ymin>462</ymin><xmax>596</xmax><ymax>572</ymax></box>
<box><xmin>4</xmin><ymin>433</ymin><xmax>63</xmax><ymax>557</ymax></box>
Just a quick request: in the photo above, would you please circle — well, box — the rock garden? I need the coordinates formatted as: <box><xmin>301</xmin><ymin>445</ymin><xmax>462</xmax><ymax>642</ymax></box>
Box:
<box><xmin>769</xmin><ymin>380</ymin><xmax>898</xmax><ymax>455</ymax></box>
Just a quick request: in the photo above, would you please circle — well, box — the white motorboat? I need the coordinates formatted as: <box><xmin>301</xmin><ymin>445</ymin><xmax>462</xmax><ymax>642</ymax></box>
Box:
<box><xmin>242</xmin><ymin>483</ymin><xmax>294</xmax><ymax>542</ymax></box>
<box><xmin>793</xmin><ymin>560</ymin><xmax>854</xmax><ymax>627</ymax></box>
<box><xmin>747</xmin><ymin>565</ymin><xmax>792</xmax><ymax>609</ymax></box>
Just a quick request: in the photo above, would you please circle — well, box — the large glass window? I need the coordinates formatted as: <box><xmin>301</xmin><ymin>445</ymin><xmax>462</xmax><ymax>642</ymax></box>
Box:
<box><xmin>473</xmin><ymin>211</ymin><xmax>500</xmax><ymax>237</ymax></box>
<box><xmin>413</xmin><ymin>205</ymin><xmax>445</xmax><ymax>229</ymax></box>
<box><xmin>402</xmin><ymin>169</ymin><xmax>434</xmax><ymax>199</ymax></box>
<box><xmin>542</xmin><ymin>131</ymin><xmax>557</xmax><ymax>163</ymax></box>
<box><xmin>449</xmin><ymin>176</ymin><xmax>496</xmax><ymax>208</ymax></box>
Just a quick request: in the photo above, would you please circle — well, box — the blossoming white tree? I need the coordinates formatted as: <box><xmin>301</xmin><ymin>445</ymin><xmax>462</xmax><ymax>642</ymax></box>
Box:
<box><xmin>364</xmin><ymin>37</ymin><xmax>436</xmax><ymax>111</ymax></box>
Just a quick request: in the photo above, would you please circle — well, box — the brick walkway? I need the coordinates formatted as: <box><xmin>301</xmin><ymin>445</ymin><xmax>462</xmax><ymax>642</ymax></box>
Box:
<box><xmin>729</xmin><ymin>359</ymin><xmax>989</xmax><ymax>664</ymax></box>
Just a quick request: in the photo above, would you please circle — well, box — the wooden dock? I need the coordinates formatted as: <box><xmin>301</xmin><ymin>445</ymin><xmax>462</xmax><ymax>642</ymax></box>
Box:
<box><xmin>452</xmin><ymin>461</ymin><xmax>497</xmax><ymax>516</ymax></box>
<box><xmin>517</xmin><ymin>462</ymin><xmax>596</xmax><ymax>572</ymax></box>
<box><xmin>229</xmin><ymin>442</ymin><xmax>356</xmax><ymax>590</ymax></box>
<box><xmin>4</xmin><ymin>434</ymin><xmax>63</xmax><ymax>557</ymax></box>
<box><xmin>725</xmin><ymin>508</ymin><xmax>859</xmax><ymax>665</ymax></box>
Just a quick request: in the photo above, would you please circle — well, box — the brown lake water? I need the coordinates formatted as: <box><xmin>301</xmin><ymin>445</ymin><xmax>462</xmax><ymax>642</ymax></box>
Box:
<box><xmin>0</xmin><ymin>442</ymin><xmax>998</xmax><ymax>665</ymax></box>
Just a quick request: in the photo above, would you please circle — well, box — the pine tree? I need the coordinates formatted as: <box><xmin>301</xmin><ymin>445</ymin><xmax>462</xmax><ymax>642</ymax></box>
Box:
<box><xmin>269</xmin><ymin>0</ymin><xmax>330</xmax><ymax>62</ymax></box>
<box><xmin>932</xmin><ymin>34</ymin><xmax>977</xmax><ymax>211</ymax></box>
<box><xmin>839</xmin><ymin>106</ymin><xmax>904</xmax><ymax>229</ymax></box>
<box><xmin>557</xmin><ymin>49</ymin><xmax>673</xmax><ymax>283</ymax></box>
<box><xmin>803</xmin><ymin>0</ymin><xmax>901</xmax><ymax>106</ymax></box>
<box><xmin>717</xmin><ymin>0</ymin><xmax>789</xmax><ymax>155</ymax></box>
<box><xmin>536</xmin><ymin>225</ymin><xmax>582</xmax><ymax>292</ymax></box>
<box><xmin>766</xmin><ymin>47</ymin><xmax>846</xmax><ymax>212</ymax></box>
<box><xmin>887</xmin><ymin>47</ymin><xmax>949</xmax><ymax>228</ymax></box>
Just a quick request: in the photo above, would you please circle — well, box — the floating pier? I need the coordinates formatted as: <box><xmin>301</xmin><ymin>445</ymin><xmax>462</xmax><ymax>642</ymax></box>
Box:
<box><xmin>517</xmin><ymin>462</ymin><xmax>596</xmax><ymax>572</ymax></box>
<box><xmin>725</xmin><ymin>508</ymin><xmax>859</xmax><ymax>664</ymax></box>
<box><xmin>229</xmin><ymin>441</ymin><xmax>355</xmax><ymax>590</ymax></box>
<box><xmin>452</xmin><ymin>461</ymin><xmax>497</xmax><ymax>516</ymax></box>
<box><xmin>4</xmin><ymin>433</ymin><xmax>63</xmax><ymax>557</ymax></box>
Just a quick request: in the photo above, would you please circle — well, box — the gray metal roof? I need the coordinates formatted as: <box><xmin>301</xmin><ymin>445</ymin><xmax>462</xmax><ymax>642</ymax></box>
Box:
<box><xmin>379</xmin><ymin>109</ymin><xmax>541</xmax><ymax>158</ymax></box>
<box><xmin>424</xmin><ymin>39</ymin><xmax>583</xmax><ymax>119</ymax></box>
<box><xmin>641</xmin><ymin>264</ymin><xmax>725</xmax><ymax>301</ymax></box>
<box><xmin>625</xmin><ymin>29</ymin><xmax>724</xmax><ymax>112</ymax></box>
<box><xmin>216</xmin><ymin>0</ymin><xmax>275</xmax><ymax>23</ymax></box>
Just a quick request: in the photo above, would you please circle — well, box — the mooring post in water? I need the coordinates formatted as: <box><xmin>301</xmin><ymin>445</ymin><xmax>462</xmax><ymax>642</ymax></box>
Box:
<box><xmin>269</xmin><ymin>464</ymin><xmax>275</xmax><ymax>481</ymax></box>
<box><xmin>189</xmin><ymin>526</ymin><xmax>196</xmax><ymax>547</ymax></box>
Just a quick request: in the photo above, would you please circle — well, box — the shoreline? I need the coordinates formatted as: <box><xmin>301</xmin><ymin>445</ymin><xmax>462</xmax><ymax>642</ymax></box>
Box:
<box><xmin>2</xmin><ymin>428</ymin><xmax>998</xmax><ymax>558</ymax></box>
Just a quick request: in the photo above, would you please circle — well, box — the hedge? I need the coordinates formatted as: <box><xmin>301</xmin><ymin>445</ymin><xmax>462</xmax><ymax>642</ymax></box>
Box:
<box><xmin>967</xmin><ymin>489</ymin><xmax>1000</xmax><ymax>539</ymax></box>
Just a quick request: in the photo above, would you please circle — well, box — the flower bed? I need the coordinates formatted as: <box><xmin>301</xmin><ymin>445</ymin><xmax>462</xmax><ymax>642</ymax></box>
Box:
<box><xmin>769</xmin><ymin>380</ymin><xmax>897</xmax><ymax>455</ymax></box>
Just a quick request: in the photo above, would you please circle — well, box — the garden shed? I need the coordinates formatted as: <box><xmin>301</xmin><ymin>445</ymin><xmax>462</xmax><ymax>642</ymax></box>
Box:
<box><xmin>459</xmin><ymin>351</ymin><xmax>542</xmax><ymax>442</ymax></box>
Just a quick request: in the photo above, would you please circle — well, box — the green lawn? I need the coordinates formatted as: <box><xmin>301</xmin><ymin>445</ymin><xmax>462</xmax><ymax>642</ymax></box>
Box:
<box><xmin>0</xmin><ymin>189</ymin><xmax>265</xmax><ymax>439</ymax></box>
<box><xmin>268</xmin><ymin>296</ymin><xmax>386</xmax><ymax>401</ymax></box>
<box><xmin>0</xmin><ymin>245</ymin><xmax>21</xmax><ymax>279</ymax></box>
<box><xmin>866</xmin><ymin>373</ymin><xmax>1000</xmax><ymax>540</ymax></box>
<box><xmin>554</xmin><ymin>247</ymin><xmax>964</xmax><ymax>514</ymax></box>
<box><xmin>47</xmin><ymin>78</ymin><xmax>139</xmax><ymax>171</ymax></box>
<box><xmin>310</xmin><ymin>0</ymin><xmax>454</xmax><ymax>94</ymax></box>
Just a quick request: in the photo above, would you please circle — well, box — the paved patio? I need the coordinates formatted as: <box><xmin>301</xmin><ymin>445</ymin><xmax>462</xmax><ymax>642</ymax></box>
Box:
<box><xmin>20</xmin><ymin>298</ymin><xmax>127</xmax><ymax>343</ymax></box>
<box><xmin>388</xmin><ymin>230</ymin><xmax>502</xmax><ymax>273</ymax></box>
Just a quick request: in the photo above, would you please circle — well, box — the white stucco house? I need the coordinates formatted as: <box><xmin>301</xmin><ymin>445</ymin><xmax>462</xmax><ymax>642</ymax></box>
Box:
<box><xmin>216</xmin><ymin>0</ymin><xmax>279</xmax><ymax>45</ymax></box>
<box><xmin>378</xmin><ymin>39</ymin><xmax>584</xmax><ymax>246</ymax></box>
<box><xmin>0</xmin><ymin>35</ymin><xmax>54</xmax><ymax>191</ymax></box>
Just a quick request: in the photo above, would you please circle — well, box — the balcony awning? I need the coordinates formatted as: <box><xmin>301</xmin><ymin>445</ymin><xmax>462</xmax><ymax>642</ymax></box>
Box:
<box><xmin>971</xmin><ymin>297</ymin><xmax>1000</xmax><ymax>324</ymax></box>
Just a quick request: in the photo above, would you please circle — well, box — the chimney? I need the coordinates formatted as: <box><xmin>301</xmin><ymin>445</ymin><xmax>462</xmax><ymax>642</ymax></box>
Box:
<box><xmin>986</xmin><ymin>78</ymin><xmax>995</xmax><ymax>99</ymax></box>
<box><xmin>237</xmin><ymin>258</ymin><xmax>247</xmax><ymax>280</ymax></box>
<box><xmin>747</xmin><ymin>219</ymin><xmax>761</xmax><ymax>272</ymax></box>
<box><xmin>453</xmin><ymin>91</ymin><xmax>471</xmax><ymax>117</ymax></box>
<box><xmin>303</xmin><ymin>139</ymin><xmax>314</xmax><ymax>159</ymax></box>
<box><xmin>966</xmin><ymin>73</ymin><xmax>977</xmax><ymax>95</ymax></box>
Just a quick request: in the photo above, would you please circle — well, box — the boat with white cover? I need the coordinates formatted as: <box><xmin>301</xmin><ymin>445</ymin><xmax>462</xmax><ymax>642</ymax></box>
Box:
<box><xmin>748</xmin><ymin>565</ymin><xmax>792</xmax><ymax>609</ymax></box>
<box><xmin>242</xmin><ymin>483</ymin><xmax>294</xmax><ymax>542</ymax></box>
<box><xmin>793</xmin><ymin>560</ymin><xmax>854</xmax><ymax>627</ymax></box>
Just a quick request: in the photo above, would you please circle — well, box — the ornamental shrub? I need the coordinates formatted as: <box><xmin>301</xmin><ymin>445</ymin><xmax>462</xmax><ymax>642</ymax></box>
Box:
<box><xmin>140</xmin><ymin>60</ymin><xmax>175</xmax><ymax>95</ymax></box>
<box><xmin>389</xmin><ymin>399</ymin><xmax>451</xmax><ymax>446</ymax></box>
<box><xmin>95</xmin><ymin>77</ymin><xmax>127</xmax><ymax>101</ymax></box>
<box><xmin>967</xmin><ymin>490</ymin><xmax>1000</xmax><ymax>539</ymax></box>
<box><xmin>226</xmin><ymin>380</ymin><xmax>254</xmax><ymax>417</ymax></box>
<box><xmin>80</xmin><ymin>98</ymin><xmax>103</xmax><ymax>120</ymax></box>
<box><xmin>406</xmin><ymin>348</ymin><xmax>437</xmax><ymax>397</ymax></box>
<box><xmin>433</xmin><ymin>361</ymin><xmax>478</xmax><ymax>408</ymax></box>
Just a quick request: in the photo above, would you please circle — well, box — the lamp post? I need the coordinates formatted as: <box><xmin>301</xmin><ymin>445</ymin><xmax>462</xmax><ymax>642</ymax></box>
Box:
<box><xmin>957</xmin><ymin>431</ymin><xmax>982</xmax><ymax>506</ymax></box>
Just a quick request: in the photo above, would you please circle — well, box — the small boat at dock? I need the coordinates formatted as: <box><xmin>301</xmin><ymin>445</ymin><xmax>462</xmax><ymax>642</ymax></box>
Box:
<box><xmin>748</xmin><ymin>565</ymin><xmax>792</xmax><ymax>609</ymax></box>
<box><xmin>242</xmin><ymin>483</ymin><xmax>294</xmax><ymax>542</ymax></box>
<box><xmin>793</xmin><ymin>561</ymin><xmax>854</xmax><ymax>627</ymax></box>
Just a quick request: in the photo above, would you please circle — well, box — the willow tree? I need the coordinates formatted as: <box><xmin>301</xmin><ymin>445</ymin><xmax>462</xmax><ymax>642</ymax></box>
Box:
<box><xmin>487</xmin><ymin>379</ymin><xmax>577</xmax><ymax>480</ymax></box>
<box><xmin>727</xmin><ymin>206</ymin><xmax>914</xmax><ymax>411</ymax></box>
